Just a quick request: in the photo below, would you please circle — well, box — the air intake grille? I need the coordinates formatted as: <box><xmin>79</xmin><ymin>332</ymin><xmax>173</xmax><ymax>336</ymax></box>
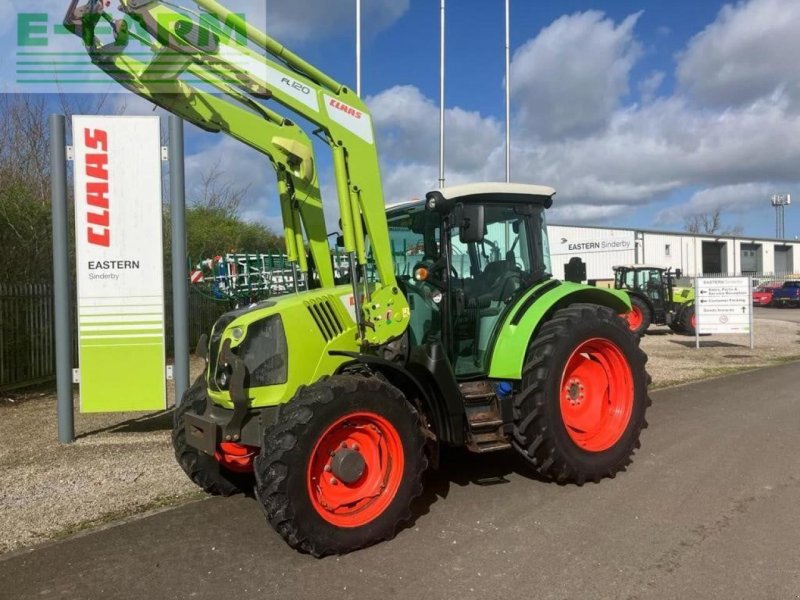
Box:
<box><xmin>306</xmin><ymin>298</ymin><xmax>344</xmax><ymax>342</ymax></box>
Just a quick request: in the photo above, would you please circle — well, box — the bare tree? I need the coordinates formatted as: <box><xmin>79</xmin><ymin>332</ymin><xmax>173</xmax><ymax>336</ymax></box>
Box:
<box><xmin>684</xmin><ymin>209</ymin><xmax>743</xmax><ymax>236</ymax></box>
<box><xmin>193</xmin><ymin>160</ymin><xmax>251</xmax><ymax>218</ymax></box>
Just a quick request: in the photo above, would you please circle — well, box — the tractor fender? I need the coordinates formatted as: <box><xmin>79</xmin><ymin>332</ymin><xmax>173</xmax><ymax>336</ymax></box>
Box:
<box><xmin>331</xmin><ymin>349</ymin><xmax>462</xmax><ymax>454</ymax></box>
<box><xmin>487</xmin><ymin>281</ymin><xmax>631</xmax><ymax>380</ymax></box>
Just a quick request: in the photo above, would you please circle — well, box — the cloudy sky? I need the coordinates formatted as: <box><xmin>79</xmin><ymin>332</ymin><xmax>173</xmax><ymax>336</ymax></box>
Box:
<box><xmin>6</xmin><ymin>0</ymin><xmax>800</xmax><ymax>239</ymax></box>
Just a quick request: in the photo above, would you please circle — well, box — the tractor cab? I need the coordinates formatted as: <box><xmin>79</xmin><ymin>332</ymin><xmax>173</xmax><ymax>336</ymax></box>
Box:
<box><xmin>614</xmin><ymin>266</ymin><xmax>672</xmax><ymax>318</ymax></box>
<box><xmin>387</xmin><ymin>183</ymin><xmax>554</xmax><ymax>377</ymax></box>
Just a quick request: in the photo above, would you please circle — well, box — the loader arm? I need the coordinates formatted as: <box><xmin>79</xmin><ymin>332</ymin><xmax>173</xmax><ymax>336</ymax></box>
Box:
<box><xmin>65</xmin><ymin>0</ymin><xmax>410</xmax><ymax>347</ymax></box>
<box><xmin>64</xmin><ymin>0</ymin><xmax>333</xmax><ymax>288</ymax></box>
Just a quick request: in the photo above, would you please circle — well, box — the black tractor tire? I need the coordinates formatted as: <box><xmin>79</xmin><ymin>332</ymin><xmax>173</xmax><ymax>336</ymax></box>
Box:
<box><xmin>512</xmin><ymin>303</ymin><xmax>651</xmax><ymax>484</ymax></box>
<box><xmin>679</xmin><ymin>303</ymin><xmax>697</xmax><ymax>336</ymax></box>
<box><xmin>667</xmin><ymin>318</ymin><xmax>684</xmax><ymax>334</ymax></box>
<box><xmin>254</xmin><ymin>375</ymin><xmax>428</xmax><ymax>557</ymax></box>
<box><xmin>172</xmin><ymin>375</ymin><xmax>252</xmax><ymax>497</ymax></box>
<box><xmin>625</xmin><ymin>295</ymin><xmax>651</xmax><ymax>337</ymax></box>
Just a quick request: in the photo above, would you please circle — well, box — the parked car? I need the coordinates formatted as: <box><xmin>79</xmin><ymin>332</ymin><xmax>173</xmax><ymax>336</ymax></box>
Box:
<box><xmin>752</xmin><ymin>281</ymin><xmax>783</xmax><ymax>306</ymax></box>
<box><xmin>770</xmin><ymin>280</ymin><xmax>800</xmax><ymax>307</ymax></box>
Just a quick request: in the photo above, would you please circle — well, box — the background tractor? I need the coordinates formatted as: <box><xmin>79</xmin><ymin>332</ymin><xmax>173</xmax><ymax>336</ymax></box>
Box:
<box><xmin>67</xmin><ymin>0</ymin><xmax>652</xmax><ymax>557</ymax></box>
<box><xmin>614</xmin><ymin>265</ymin><xmax>695</xmax><ymax>337</ymax></box>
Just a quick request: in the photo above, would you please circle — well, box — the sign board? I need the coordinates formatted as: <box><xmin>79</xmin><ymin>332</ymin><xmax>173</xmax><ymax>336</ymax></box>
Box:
<box><xmin>695</xmin><ymin>276</ymin><xmax>754</xmax><ymax>348</ymax></box>
<box><xmin>72</xmin><ymin>116</ymin><xmax>166</xmax><ymax>412</ymax></box>
<box><xmin>549</xmin><ymin>229</ymin><xmax>635</xmax><ymax>255</ymax></box>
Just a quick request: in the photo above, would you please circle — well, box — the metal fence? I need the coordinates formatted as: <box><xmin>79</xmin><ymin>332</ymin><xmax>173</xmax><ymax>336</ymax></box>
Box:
<box><xmin>0</xmin><ymin>283</ymin><xmax>229</xmax><ymax>392</ymax></box>
<box><xmin>0</xmin><ymin>283</ymin><xmax>57</xmax><ymax>391</ymax></box>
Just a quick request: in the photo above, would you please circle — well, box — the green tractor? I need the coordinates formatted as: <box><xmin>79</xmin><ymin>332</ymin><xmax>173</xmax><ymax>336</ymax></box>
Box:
<box><xmin>67</xmin><ymin>0</ymin><xmax>652</xmax><ymax>557</ymax></box>
<box><xmin>614</xmin><ymin>265</ymin><xmax>696</xmax><ymax>337</ymax></box>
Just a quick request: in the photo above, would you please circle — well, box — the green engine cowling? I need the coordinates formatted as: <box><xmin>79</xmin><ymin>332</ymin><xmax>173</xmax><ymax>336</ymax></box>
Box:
<box><xmin>671</xmin><ymin>286</ymin><xmax>695</xmax><ymax>305</ymax></box>
<box><xmin>205</xmin><ymin>285</ymin><xmax>409</xmax><ymax>410</ymax></box>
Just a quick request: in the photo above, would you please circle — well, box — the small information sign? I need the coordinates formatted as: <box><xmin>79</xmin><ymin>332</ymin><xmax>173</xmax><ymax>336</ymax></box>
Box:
<box><xmin>695</xmin><ymin>276</ymin><xmax>754</xmax><ymax>348</ymax></box>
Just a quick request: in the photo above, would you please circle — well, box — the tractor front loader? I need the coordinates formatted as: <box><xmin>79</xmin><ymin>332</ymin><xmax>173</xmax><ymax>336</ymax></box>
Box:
<box><xmin>67</xmin><ymin>0</ymin><xmax>652</xmax><ymax>557</ymax></box>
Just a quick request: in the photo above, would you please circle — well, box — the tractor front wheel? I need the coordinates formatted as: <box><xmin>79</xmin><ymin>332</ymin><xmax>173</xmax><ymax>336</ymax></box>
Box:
<box><xmin>172</xmin><ymin>375</ymin><xmax>253</xmax><ymax>496</ymax></box>
<box><xmin>512</xmin><ymin>304</ymin><xmax>651</xmax><ymax>484</ymax></box>
<box><xmin>254</xmin><ymin>375</ymin><xmax>427</xmax><ymax>557</ymax></box>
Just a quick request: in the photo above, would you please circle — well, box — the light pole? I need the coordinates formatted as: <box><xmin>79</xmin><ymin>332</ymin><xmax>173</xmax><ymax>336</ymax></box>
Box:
<box><xmin>439</xmin><ymin>0</ymin><xmax>446</xmax><ymax>189</ymax></box>
<box><xmin>505</xmin><ymin>0</ymin><xmax>511</xmax><ymax>183</ymax></box>
<box><xmin>771</xmin><ymin>194</ymin><xmax>791</xmax><ymax>239</ymax></box>
<box><xmin>356</xmin><ymin>0</ymin><xmax>362</xmax><ymax>96</ymax></box>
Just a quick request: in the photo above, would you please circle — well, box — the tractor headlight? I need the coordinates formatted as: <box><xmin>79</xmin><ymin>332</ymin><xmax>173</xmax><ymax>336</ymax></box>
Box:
<box><xmin>236</xmin><ymin>315</ymin><xmax>288</xmax><ymax>387</ymax></box>
<box><xmin>216</xmin><ymin>363</ymin><xmax>232</xmax><ymax>390</ymax></box>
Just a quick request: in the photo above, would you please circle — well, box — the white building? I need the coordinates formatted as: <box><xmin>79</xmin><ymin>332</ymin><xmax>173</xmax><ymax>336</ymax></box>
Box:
<box><xmin>547</xmin><ymin>224</ymin><xmax>800</xmax><ymax>281</ymax></box>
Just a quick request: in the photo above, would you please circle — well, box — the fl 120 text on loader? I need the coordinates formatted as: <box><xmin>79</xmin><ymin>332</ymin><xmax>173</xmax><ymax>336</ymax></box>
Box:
<box><xmin>66</xmin><ymin>0</ymin><xmax>652</xmax><ymax>557</ymax></box>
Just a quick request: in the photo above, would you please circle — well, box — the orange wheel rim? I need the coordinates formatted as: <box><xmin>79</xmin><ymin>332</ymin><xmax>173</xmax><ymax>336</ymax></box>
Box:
<box><xmin>624</xmin><ymin>306</ymin><xmax>643</xmax><ymax>331</ymax></box>
<box><xmin>307</xmin><ymin>412</ymin><xmax>404</xmax><ymax>528</ymax></box>
<box><xmin>559</xmin><ymin>338</ymin><xmax>634</xmax><ymax>452</ymax></box>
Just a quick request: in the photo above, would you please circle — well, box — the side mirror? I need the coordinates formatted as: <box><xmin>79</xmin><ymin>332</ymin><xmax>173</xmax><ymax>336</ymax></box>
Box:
<box><xmin>456</xmin><ymin>203</ymin><xmax>485</xmax><ymax>244</ymax></box>
<box><xmin>674</xmin><ymin>268</ymin><xmax>682</xmax><ymax>279</ymax></box>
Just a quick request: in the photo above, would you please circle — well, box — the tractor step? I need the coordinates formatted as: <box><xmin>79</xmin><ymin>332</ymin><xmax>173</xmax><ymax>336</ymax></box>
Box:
<box><xmin>460</xmin><ymin>380</ymin><xmax>496</xmax><ymax>403</ymax></box>
<box><xmin>471</xmin><ymin>440</ymin><xmax>511</xmax><ymax>453</ymax></box>
<box><xmin>460</xmin><ymin>380</ymin><xmax>511</xmax><ymax>454</ymax></box>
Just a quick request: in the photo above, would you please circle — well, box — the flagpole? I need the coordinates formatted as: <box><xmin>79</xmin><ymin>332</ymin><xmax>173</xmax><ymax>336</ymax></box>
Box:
<box><xmin>356</xmin><ymin>0</ymin><xmax>362</xmax><ymax>96</ymax></box>
<box><xmin>439</xmin><ymin>0</ymin><xmax>446</xmax><ymax>189</ymax></box>
<box><xmin>505</xmin><ymin>0</ymin><xmax>511</xmax><ymax>183</ymax></box>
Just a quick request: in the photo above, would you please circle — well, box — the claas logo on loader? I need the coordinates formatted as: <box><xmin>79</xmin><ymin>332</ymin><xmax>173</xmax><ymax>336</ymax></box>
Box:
<box><xmin>329</xmin><ymin>99</ymin><xmax>362</xmax><ymax>120</ymax></box>
<box><xmin>84</xmin><ymin>129</ymin><xmax>111</xmax><ymax>248</ymax></box>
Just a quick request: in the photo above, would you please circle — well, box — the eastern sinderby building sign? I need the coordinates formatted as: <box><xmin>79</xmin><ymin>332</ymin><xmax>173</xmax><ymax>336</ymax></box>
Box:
<box><xmin>550</xmin><ymin>229</ymin><xmax>635</xmax><ymax>255</ymax></box>
<box><xmin>72</xmin><ymin>116</ymin><xmax>166</xmax><ymax>412</ymax></box>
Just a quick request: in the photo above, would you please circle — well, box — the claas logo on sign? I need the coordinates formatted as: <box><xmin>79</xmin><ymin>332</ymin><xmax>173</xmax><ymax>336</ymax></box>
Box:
<box><xmin>84</xmin><ymin>129</ymin><xmax>111</xmax><ymax>248</ymax></box>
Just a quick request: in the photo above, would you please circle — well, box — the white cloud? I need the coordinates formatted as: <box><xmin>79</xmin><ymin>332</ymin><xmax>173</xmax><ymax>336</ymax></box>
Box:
<box><xmin>638</xmin><ymin>71</ymin><xmax>665</xmax><ymax>104</ymax></box>
<box><xmin>677</xmin><ymin>0</ymin><xmax>800</xmax><ymax>110</ymax></box>
<box><xmin>370</xmin><ymin>5</ymin><xmax>800</xmax><ymax>231</ymax></box>
<box><xmin>267</xmin><ymin>0</ymin><xmax>409</xmax><ymax>43</ymax></box>
<box><xmin>655</xmin><ymin>182</ymin><xmax>775</xmax><ymax>226</ymax></box>
<box><xmin>548</xmin><ymin>203</ymin><xmax>632</xmax><ymax>225</ymax></box>
<box><xmin>511</xmin><ymin>95</ymin><xmax>800</xmax><ymax>209</ymax></box>
<box><xmin>367</xmin><ymin>85</ymin><xmax>506</xmax><ymax>204</ymax></box>
<box><xmin>510</xmin><ymin>10</ymin><xmax>642</xmax><ymax>139</ymax></box>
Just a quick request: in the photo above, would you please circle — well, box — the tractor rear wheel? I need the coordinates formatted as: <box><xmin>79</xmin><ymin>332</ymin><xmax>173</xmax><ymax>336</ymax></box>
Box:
<box><xmin>680</xmin><ymin>304</ymin><xmax>697</xmax><ymax>336</ymax></box>
<box><xmin>623</xmin><ymin>296</ymin><xmax>650</xmax><ymax>337</ymax></box>
<box><xmin>172</xmin><ymin>375</ymin><xmax>253</xmax><ymax>496</ymax></box>
<box><xmin>512</xmin><ymin>304</ymin><xmax>651</xmax><ymax>484</ymax></box>
<box><xmin>254</xmin><ymin>375</ymin><xmax>427</xmax><ymax>557</ymax></box>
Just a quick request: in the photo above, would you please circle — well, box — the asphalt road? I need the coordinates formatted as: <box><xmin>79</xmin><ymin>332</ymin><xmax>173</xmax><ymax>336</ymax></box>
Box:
<box><xmin>755</xmin><ymin>306</ymin><xmax>800</xmax><ymax>323</ymax></box>
<box><xmin>2</xmin><ymin>363</ymin><xmax>800</xmax><ymax>600</ymax></box>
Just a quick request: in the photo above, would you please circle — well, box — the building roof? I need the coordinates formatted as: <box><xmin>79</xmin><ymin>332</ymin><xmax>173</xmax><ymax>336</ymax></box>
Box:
<box><xmin>613</xmin><ymin>265</ymin><xmax>672</xmax><ymax>271</ymax></box>
<box><xmin>548</xmin><ymin>221</ymin><xmax>800</xmax><ymax>245</ymax></box>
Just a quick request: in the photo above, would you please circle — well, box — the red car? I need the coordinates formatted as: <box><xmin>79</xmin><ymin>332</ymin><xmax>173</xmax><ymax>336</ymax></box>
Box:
<box><xmin>752</xmin><ymin>282</ymin><xmax>782</xmax><ymax>306</ymax></box>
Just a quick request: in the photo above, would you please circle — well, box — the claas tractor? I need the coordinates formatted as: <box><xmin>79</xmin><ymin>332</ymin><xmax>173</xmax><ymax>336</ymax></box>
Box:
<box><xmin>614</xmin><ymin>265</ymin><xmax>695</xmax><ymax>337</ymax></box>
<box><xmin>67</xmin><ymin>0</ymin><xmax>652</xmax><ymax>557</ymax></box>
